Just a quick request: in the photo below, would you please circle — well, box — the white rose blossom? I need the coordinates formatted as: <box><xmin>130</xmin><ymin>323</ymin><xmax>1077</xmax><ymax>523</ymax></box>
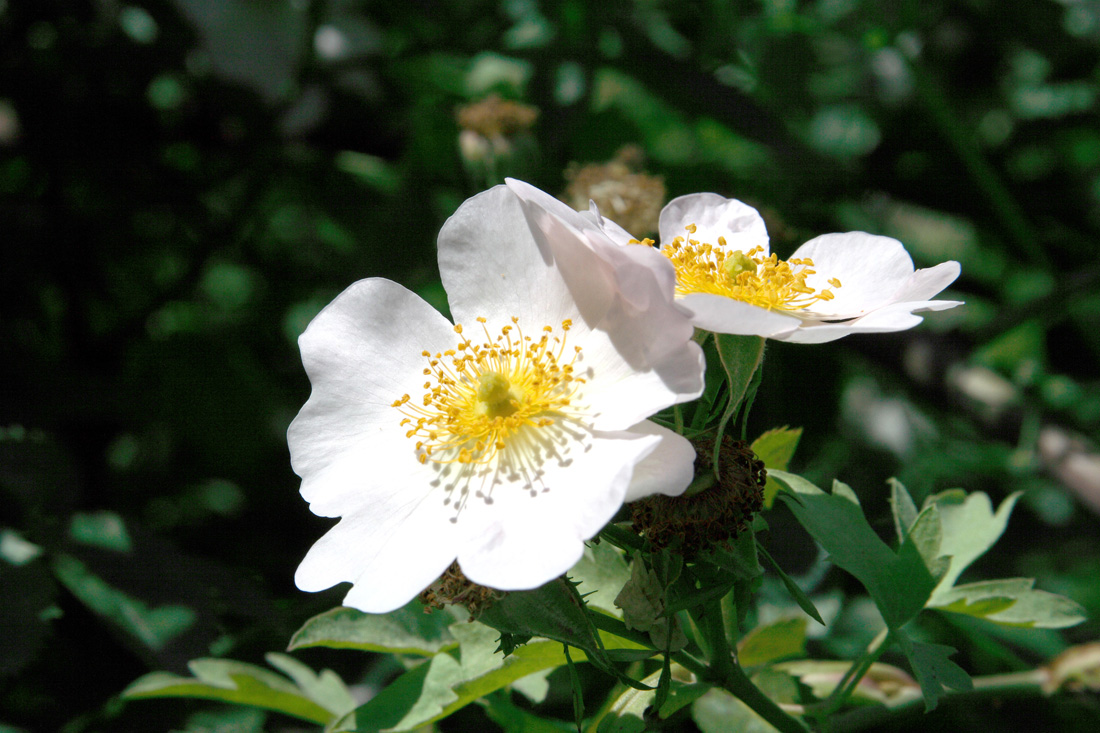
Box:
<box><xmin>290</xmin><ymin>183</ymin><xmax>704</xmax><ymax>613</ymax></box>
<box><xmin>585</xmin><ymin>191</ymin><xmax>963</xmax><ymax>344</ymax></box>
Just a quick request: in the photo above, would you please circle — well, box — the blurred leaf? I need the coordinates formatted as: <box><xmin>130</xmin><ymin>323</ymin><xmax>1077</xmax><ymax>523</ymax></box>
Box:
<box><xmin>53</xmin><ymin>554</ymin><xmax>194</xmax><ymax>651</ymax></box>
<box><xmin>751</xmin><ymin>426</ymin><xmax>802</xmax><ymax>507</ymax></box>
<box><xmin>264</xmin><ymin>653</ymin><xmax>357</xmax><ymax>720</ymax></box>
<box><xmin>738</xmin><ymin>617</ymin><xmax>807</xmax><ymax>667</ymax></box>
<box><xmin>598</xmin><ymin>664</ymin><xmax>710</xmax><ymax>733</ymax></box>
<box><xmin>775</xmin><ymin>660</ymin><xmax>919</xmax><ymax>705</ymax></box>
<box><xmin>288</xmin><ymin>603</ymin><xmax>462</xmax><ymax>656</ymax></box>
<box><xmin>691</xmin><ymin>687</ymin><xmax>780</xmax><ymax>733</ymax></box>
<box><xmin>771</xmin><ymin>471</ymin><xmax>936</xmax><ymax>629</ymax></box>
<box><xmin>972</xmin><ymin>320</ymin><xmax>1046</xmax><ymax>373</ymax></box>
<box><xmin>482</xmin><ymin>692</ymin><xmax>574</xmax><ymax>732</ymax></box>
<box><xmin>69</xmin><ymin>511</ymin><xmax>132</xmax><ymax>552</ymax></box>
<box><xmin>0</xmin><ymin>559</ymin><xmax>57</xmax><ymax>676</ymax></box>
<box><xmin>123</xmin><ymin>657</ymin><xmax>338</xmax><ymax>725</ymax></box>
<box><xmin>928</xmin><ymin>578</ymin><xmax>1086</xmax><ymax>629</ymax></box>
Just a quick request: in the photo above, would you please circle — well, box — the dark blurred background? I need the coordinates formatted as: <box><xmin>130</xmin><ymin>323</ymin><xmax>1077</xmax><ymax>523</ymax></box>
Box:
<box><xmin>2</xmin><ymin>1</ymin><xmax>1100</xmax><ymax>730</ymax></box>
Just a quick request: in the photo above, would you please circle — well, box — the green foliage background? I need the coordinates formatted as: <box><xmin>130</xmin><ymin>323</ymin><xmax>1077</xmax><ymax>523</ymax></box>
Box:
<box><xmin>2</xmin><ymin>0</ymin><xmax>1099</xmax><ymax>730</ymax></box>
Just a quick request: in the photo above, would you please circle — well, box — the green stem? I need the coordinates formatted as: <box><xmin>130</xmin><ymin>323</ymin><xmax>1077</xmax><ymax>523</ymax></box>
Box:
<box><xmin>698</xmin><ymin>596</ymin><xmax>810</xmax><ymax>733</ymax></box>
<box><xmin>817</xmin><ymin>628</ymin><xmax>892</xmax><ymax>716</ymax></box>
<box><xmin>830</xmin><ymin>669</ymin><xmax>1048</xmax><ymax>732</ymax></box>
<box><xmin>599</xmin><ymin>523</ymin><xmax>645</xmax><ymax>552</ymax></box>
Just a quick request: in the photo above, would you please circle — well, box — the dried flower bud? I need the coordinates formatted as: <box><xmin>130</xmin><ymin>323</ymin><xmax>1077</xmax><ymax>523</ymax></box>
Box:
<box><xmin>419</xmin><ymin>561</ymin><xmax>504</xmax><ymax>618</ymax></box>
<box><xmin>455</xmin><ymin>94</ymin><xmax>539</xmax><ymax>138</ymax></box>
<box><xmin>563</xmin><ymin>146</ymin><xmax>665</xmax><ymax>237</ymax></box>
<box><xmin>630</xmin><ymin>435</ymin><xmax>765</xmax><ymax>558</ymax></box>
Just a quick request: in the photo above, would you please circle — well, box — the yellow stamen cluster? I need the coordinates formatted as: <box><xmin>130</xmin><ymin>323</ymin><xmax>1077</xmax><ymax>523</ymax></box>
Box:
<box><xmin>657</xmin><ymin>225</ymin><xmax>842</xmax><ymax>311</ymax></box>
<box><xmin>393</xmin><ymin>317</ymin><xmax>585</xmax><ymax>467</ymax></box>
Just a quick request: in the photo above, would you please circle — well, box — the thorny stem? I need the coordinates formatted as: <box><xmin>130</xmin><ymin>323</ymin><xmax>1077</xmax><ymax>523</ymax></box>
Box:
<box><xmin>697</xmin><ymin>596</ymin><xmax>810</xmax><ymax>733</ymax></box>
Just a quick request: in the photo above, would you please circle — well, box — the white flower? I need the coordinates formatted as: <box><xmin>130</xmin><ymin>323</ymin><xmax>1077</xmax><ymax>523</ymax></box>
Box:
<box><xmin>290</xmin><ymin>184</ymin><xmax>704</xmax><ymax>613</ymax></box>
<box><xmin>596</xmin><ymin>192</ymin><xmax>962</xmax><ymax>344</ymax></box>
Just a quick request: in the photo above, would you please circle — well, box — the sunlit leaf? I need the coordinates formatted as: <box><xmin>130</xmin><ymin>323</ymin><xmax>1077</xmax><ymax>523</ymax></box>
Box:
<box><xmin>123</xmin><ymin>658</ymin><xmax>338</xmax><ymax>725</ymax></box>
<box><xmin>738</xmin><ymin>617</ymin><xmax>807</xmax><ymax>668</ymax></box>
<box><xmin>598</xmin><ymin>664</ymin><xmax>710</xmax><ymax>733</ymax></box>
<box><xmin>928</xmin><ymin>578</ymin><xmax>1086</xmax><ymax>629</ymax></box>
<box><xmin>288</xmin><ymin>603</ymin><xmax>463</xmax><ymax>656</ymax></box>
<box><xmin>752</xmin><ymin>426</ymin><xmax>802</xmax><ymax>507</ymax></box>
<box><xmin>925</xmin><ymin>490</ymin><xmax>1020</xmax><ymax>597</ymax></box>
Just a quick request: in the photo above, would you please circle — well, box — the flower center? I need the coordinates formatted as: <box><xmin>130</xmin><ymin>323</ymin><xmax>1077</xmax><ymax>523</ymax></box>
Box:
<box><xmin>653</xmin><ymin>224</ymin><xmax>842</xmax><ymax>311</ymax></box>
<box><xmin>393</xmin><ymin>317</ymin><xmax>586</xmax><ymax>467</ymax></box>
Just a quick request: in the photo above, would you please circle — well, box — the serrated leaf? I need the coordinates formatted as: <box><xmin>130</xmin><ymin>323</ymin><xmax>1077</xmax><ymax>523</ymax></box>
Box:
<box><xmin>598</xmin><ymin>664</ymin><xmax>710</xmax><ymax>733</ymax></box>
<box><xmin>123</xmin><ymin>658</ymin><xmax>335</xmax><ymax>725</ymax></box>
<box><xmin>888</xmin><ymin>479</ymin><xmax>918</xmax><ymax>543</ymax></box>
<box><xmin>335</xmin><ymin>621</ymin><xmax>588</xmax><ymax>732</ymax></box>
<box><xmin>895</xmin><ymin>634</ymin><xmax>972</xmax><ymax>712</ymax></box>
<box><xmin>752</xmin><ymin>427</ymin><xmax>803</xmax><ymax>507</ymax></box>
<box><xmin>738</xmin><ymin>617</ymin><xmax>807</xmax><ymax>668</ymax></box>
<box><xmin>925</xmin><ymin>490</ymin><xmax>1020</xmax><ymax>597</ymax></box>
<box><xmin>928</xmin><ymin>578</ymin><xmax>1086</xmax><ymax>629</ymax></box>
<box><xmin>52</xmin><ymin>554</ymin><xmax>195</xmax><ymax>651</ymax></box>
<box><xmin>771</xmin><ymin>471</ymin><xmax>936</xmax><ymax>629</ymax></box>
<box><xmin>288</xmin><ymin>603</ymin><xmax>462</xmax><ymax>656</ymax></box>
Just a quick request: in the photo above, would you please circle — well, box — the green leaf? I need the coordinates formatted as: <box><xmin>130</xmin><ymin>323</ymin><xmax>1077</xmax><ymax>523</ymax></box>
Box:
<box><xmin>757</xmin><ymin>545</ymin><xmax>823</xmax><ymax>625</ymax></box>
<box><xmin>288</xmin><ymin>603</ymin><xmax>462</xmax><ymax>656</ymax></box>
<box><xmin>714</xmin><ymin>334</ymin><xmax>767</xmax><ymax>458</ymax></box>
<box><xmin>52</xmin><ymin>554</ymin><xmax>194</xmax><ymax>651</ymax></box>
<box><xmin>598</xmin><ymin>664</ymin><xmax>711</xmax><ymax>733</ymax></box>
<box><xmin>751</xmin><ymin>427</ymin><xmax>802</xmax><ymax>507</ymax></box>
<box><xmin>771</xmin><ymin>472</ymin><xmax>936</xmax><ymax>629</ymax></box>
<box><xmin>336</xmin><ymin>621</ymin><xmax>586</xmax><ymax>732</ymax></box>
<box><xmin>264</xmin><ymin>653</ymin><xmax>357</xmax><ymax>720</ymax></box>
<box><xmin>123</xmin><ymin>658</ymin><xmax>340</xmax><ymax>725</ymax></box>
<box><xmin>691</xmin><ymin>687</ymin><xmax>783</xmax><ymax>733</ymax></box>
<box><xmin>928</xmin><ymin>578</ymin><xmax>1086</xmax><ymax>628</ymax></box>
<box><xmin>888</xmin><ymin>478</ymin><xmax>918</xmax><ymax>543</ymax></box>
<box><xmin>482</xmin><ymin>692</ymin><xmax>575</xmax><ymax>732</ymax></box>
<box><xmin>738</xmin><ymin>617</ymin><xmax>807</xmax><ymax>668</ymax></box>
<box><xmin>69</xmin><ymin>511</ymin><xmax>132</xmax><ymax>552</ymax></box>
<box><xmin>568</xmin><ymin>540</ymin><xmax>632</xmax><ymax>616</ymax></box>
<box><xmin>774</xmin><ymin>660</ymin><xmax>919</xmax><ymax>705</ymax></box>
<box><xmin>926</xmin><ymin>490</ymin><xmax>1020</xmax><ymax>596</ymax></box>
<box><xmin>895</xmin><ymin>634</ymin><xmax>972</xmax><ymax>712</ymax></box>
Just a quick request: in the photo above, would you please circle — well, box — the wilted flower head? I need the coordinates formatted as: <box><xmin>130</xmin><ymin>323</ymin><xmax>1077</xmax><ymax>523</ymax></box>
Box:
<box><xmin>290</xmin><ymin>182</ymin><xmax>704</xmax><ymax>613</ymax></box>
<box><xmin>607</xmin><ymin>194</ymin><xmax>962</xmax><ymax>343</ymax></box>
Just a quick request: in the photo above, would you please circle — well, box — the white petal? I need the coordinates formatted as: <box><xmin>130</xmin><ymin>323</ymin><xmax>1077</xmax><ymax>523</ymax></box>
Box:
<box><xmin>508</xmin><ymin>178</ymin><xmax>698</xmax><ymax>371</ymax></box>
<box><xmin>289</xmin><ymin>279</ymin><xmax>455</xmax><ymax>495</ymax></box>
<box><xmin>659</xmin><ymin>193</ymin><xmax>770</xmax><ymax>256</ymax></box>
<box><xmin>580</xmin><ymin>336</ymin><xmax>705</xmax><ymax>431</ymax></box>
<box><xmin>890</xmin><ymin>261</ymin><xmax>961</xmax><ymax>302</ymax></box>
<box><xmin>678</xmin><ymin>292</ymin><xmax>801</xmax><ymax>337</ymax></box>
<box><xmin>622</xmin><ymin>421</ymin><xmax>696</xmax><ymax>501</ymax></box>
<box><xmin>793</xmin><ymin>232</ymin><xmax>915</xmax><ymax>317</ymax></box>
<box><xmin>778</xmin><ymin>299</ymin><xmax>963</xmax><ymax>344</ymax></box>
<box><xmin>457</xmin><ymin>428</ymin><xmax>660</xmax><ymax>589</ymax></box>
<box><xmin>296</xmin><ymin>487</ymin><xmax>458</xmax><ymax>613</ymax></box>
<box><xmin>584</xmin><ymin>200</ymin><xmax>640</xmax><ymax>246</ymax></box>
<box><xmin>438</xmin><ymin>185</ymin><xmax>583</xmax><ymax>330</ymax></box>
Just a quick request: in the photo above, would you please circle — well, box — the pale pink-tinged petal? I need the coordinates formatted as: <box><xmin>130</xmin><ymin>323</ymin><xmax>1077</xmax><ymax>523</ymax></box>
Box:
<box><xmin>507</xmin><ymin>178</ymin><xmax>697</xmax><ymax>371</ymax></box>
<box><xmin>622</xmin><ymin>421</ymin><xmax>696</xmax><ymax>501</ymax></box>
<box><xmin>678</xmin><ymin>292</ymin><xmax>801</xmax><ymax>337</ymax></box>
<box><xmin>777</xmin><ymin>299</ymin><xmax>963</xmax><ymax>344</ymax></box>
<box><xmin>457</xmin><ymin>428</ymin><xmax>660</xmax><ymax>589</ymax></box>
<box><xmin>659</xmin><ymin>193</ymin><xmax>770</xmax><ymax>256</ymax></box>
<box><xmin>289</xmin><ymin>279</ymin><xmax>456</xmax><ymax>502</ymax></box>
<box><xmin>793</xmin><ymin>232</ymin><xmax>916</xmax><ymax>318</ymax></box>
<box><xmin>584</xmin><ymin>200</ymin><xmax>640</xmax><ymax>246</ymax></box>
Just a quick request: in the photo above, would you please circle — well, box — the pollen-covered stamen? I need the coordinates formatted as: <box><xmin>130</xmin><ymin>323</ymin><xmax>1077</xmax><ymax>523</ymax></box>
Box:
<box><xmin>661</xmin><ymin>225</ymin><xmax>842</xmax><ymax>312</ymax></box>
<box><xmin>393</xmin><ymin>317</ymin><xmax>587</xmax><ymax>467</ymax></box>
